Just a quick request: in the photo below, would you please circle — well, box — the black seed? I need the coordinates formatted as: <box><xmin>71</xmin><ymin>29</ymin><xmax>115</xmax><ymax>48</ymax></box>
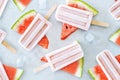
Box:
<box><xmin>66</xmin><ymin>26</ymin><xmax>68</xmax><ymax>29</ymax></box>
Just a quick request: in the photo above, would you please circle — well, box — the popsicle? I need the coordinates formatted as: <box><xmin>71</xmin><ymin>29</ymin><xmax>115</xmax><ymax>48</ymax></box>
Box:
<box><xmin>0</xmin><ymin>0</ymin><xmax>8</xmax><ymax>17</ymax></box>
<box><xmin>0</xmin><ymin>60</ymin><xmax>9</xmax><ymax>80</ymax></box>
<box><xmin>34</xmin><ymin>41</ymin><xmax>84</xmax><ymax>73</ymax></box>
<box><xmin>88</xmin><ymin>54</ymin><xmax>120</xmax><ymax>80</ymax></box>
<box><xmin>55</xmin><ymin>5</ymin><xmax>109</xmax><ymax>31</ymax></box>
<box><xmin>0</xmin><ymin>29</ymin><xmax>16</xmax><ymax>53</ymax></box>
<box><xmin>96</xmin><ymin>50</ymin><xmax>120</xmax><ymax>80</ymax></box>
<box><xmin>19</xmin><ymin>4</ymin><xmax>57</xmax><ymax>51</ymax></box>
<box><xmin>109</xmin><ymin>0</ymin><xmax>120</xmax><ymax>20</ymax></box>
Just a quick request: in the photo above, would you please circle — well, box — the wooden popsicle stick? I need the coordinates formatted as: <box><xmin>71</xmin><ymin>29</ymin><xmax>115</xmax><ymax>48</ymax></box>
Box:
<box><xmin>44</xmin><ymin>4</ymin><xmax>57</xmax><ymax>20</ymax></box>
<box><xmin>34</xmin><ymin>5</ymin><xmax>57</xmax><ymax>73</ymax></box>
<box><xmin>2</xmin><ymin>40</ymin><xmax>16</xmax><ymax>54</ymax></box>
<box><xmin>34</xmin><ymin>63</ymin><xmax>50</xmax><ymax>73</ymax></box>
<box><xmin>91</xmin><ymin>20</ymin><xmax>109</xmax><ymax>27</ymax></box>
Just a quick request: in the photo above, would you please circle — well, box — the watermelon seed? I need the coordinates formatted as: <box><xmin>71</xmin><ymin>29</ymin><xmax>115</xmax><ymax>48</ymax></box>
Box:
<box><xmin>66</xmin><ymin>26</ymin><xmax>68</xmax><ymax>29</ymax></box>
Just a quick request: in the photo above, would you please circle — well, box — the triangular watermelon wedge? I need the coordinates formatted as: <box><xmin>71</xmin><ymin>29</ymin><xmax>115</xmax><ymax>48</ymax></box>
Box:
<box><xmin>109</xmin><ymin>29</ymin><xmax>120</xmax><ymax>46</ymax></box>
<box><xmin>3</xmin><ymin>65</ymin><xmax>24</xmax><ymax>80</ymax></box>
<box><xmin>41</xmin><ymin>56</ymin><xmax>84</xmax><ymax>77</ymax></box>
<box><xmin>88</xmin><ymin>54</ymin><xmax>120</xmax><ymax>80</ymax></box>
<box><xmin>61</xmin><ymin>23</ymin><xmax>78</xmax><ymax>40</ymax></box>
<box><xmin>61</xmin><ymin>0</ymin><xmax>98</xmax><ymax>40</ymax></box>
<box><xmin>13</xmin><ymin>0</ymin><xmax>31</xmax><ymax>11</ymax></box>
<box><xmin>11</xmin><ymin>10</ymin><xmax>49</xmax><ymax>49</ymax></box>
<box><xmin>116</xmin><ymin>55</ymin><xmax>120</xmax><ymax>63</ymax></box>
<box><xmin>38</xmin><ymin>35</ymin><xmax>49</xmax><ymax>49</ymax></box>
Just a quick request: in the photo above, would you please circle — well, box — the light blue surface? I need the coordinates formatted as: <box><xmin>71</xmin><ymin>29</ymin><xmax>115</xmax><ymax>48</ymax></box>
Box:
<box><xmin>0</xmin><ymin>0</ymin><xmax>120</xmax><ymax>80</ymax></box>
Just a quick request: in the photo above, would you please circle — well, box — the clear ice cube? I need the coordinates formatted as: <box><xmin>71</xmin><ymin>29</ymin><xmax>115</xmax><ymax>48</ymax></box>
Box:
<box><xmin>85</xmin><ymin>33</ymin><xmax>95</xmax><ymax>43</ymax></box>
<box><xmin>39</xmin><ymin>0</ymin><xmax>46</xmax><ymax>9</ymax></box>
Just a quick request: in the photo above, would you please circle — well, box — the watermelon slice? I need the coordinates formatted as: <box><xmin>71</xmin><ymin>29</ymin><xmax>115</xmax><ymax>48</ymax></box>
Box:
<box><xmin>115</xmin><ymin>55</ymin><xmax>120</xmax><ymax>63</ymax></box>
<box><xmin>109</xmin><ymin>29</ymin><xmax>120</xmax><ymax>46</ymax></box>
<box><xmin>3</xmin><ymin>65</ymin><xmax>23</xmax><ymax>80</ymax></box>
<box><xmin>11</xmin><ymin>10</ymin><xmax>36</xmax><ymax>33</ymax></box>
<box><xmin>61</xmin><ymin>0</ymin><xmax>98</xmax><ymax>40</ymax></box>
<box><xmin>61</xmin><ymin>23</ymin><xmax>78</xmax><ymax>40</ymax></box>
<box><xmin>88</xmin><ymin>54</ymin><xmax>120</xmax><ymax>80</ymax></box>
<box><xmin>38</xmin><ymin>35</ymin><xmax>49</xmax><ymax>49</ymax></box>
<box><xmin>41</xmin><ymin>56</ymin><xmax>48</xmax><ymax>62</ymax></box>
<box><xmin>11</xmin><ymin>10</ymin><xmax>49</xmax><ymax>49</ymax></box>
<box><xmin>66</xmin><ymin>0</ymin><xmax>98</xmax><ymax>15</ymax></box>
<box><xmin>13</xmin><ymin>0</ymin><xmax>31</xmax><ymax>11</ymax></box>
<box><xmin>41</xmin><ymin>56</ymin><xmax>84</xmax><ymax>77</ymax></box>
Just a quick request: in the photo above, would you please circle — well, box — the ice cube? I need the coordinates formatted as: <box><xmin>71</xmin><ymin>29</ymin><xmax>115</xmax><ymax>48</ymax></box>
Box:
<box><xmin>85</xmin><ymin>33</ymin><xmax>95</xmax><ymax>43</ymax></box>
<box><xmin>16</xmin><ymin>56</ymin><xmax>25</xmax><ymax>68</ymax></box>
<box><xmin>39</xmin><ymin>0</ymin><xmax>46</xmax><ymax>9</ymax></box>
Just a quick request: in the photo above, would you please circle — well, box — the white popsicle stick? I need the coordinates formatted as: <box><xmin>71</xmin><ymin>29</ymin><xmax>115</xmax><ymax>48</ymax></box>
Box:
<box><xmin>34</xmin><ymin>41</ymin><xmax>84</xmax><ymax>73</ymax></box>
<box><xmin>91</xmin><ymin>20</ymin><xmax>109</xmax><ymax>27</ymax></box>
<box><xmin>96</xmin><ymin>50</ymin><xmax>120</xmax><ymax>80</ymax></box>
<box><xmin>0</xmin><ymin>29</ymin><xmax>16</xmax><ymax>53</ymax></box>
<box><xmin>34</xmin><ymin>63</ymin><xmax>50</xmax><ymax>73</ymax></box>
<box><xmin>44</xmin><ymin>4</ymin><xmax>57</xmax><ymax>20</ymax></box>
<box><xmin>2</xmin><ymin>41</ymin><xmax>16</xmax><ymax>54</ymax></box>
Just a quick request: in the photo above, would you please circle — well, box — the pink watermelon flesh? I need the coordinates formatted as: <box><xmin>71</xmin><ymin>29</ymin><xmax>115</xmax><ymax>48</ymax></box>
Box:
<box><xmin>41</xmin><ymin>56</ymin><xmax>48</xmax><ymax>62</ymax></box>
<box><xmin>13</xmin><ymin>0</ymin><xmax>31</xmax><ymax>11</ymax></box>
<box><xmin>20</xmin><ymin>0</ymin><xmax>31</xmax><ymax>6</ymax></box>
<box><xmin>89</xmin><ymin>55</ymin><xmax>120</xmax><ymax>80</ymax></box>
<box><xmin>115</xmin><ymin>36</ymin><xmax>120</xmax><ymax>46</ymax></box>
<box><xmin>61</xmin><ymin>4</ymin><xmax>78</xmax><ymax>40</ymax></box>
<box><xmin>115</xmin><ymin>55</ymin><xmax>120</xmax><ymax>63</ymax></box>
<box><xmin>61</xmin><ymin>23</ymin><xmax>78</xmax><ymax>40</ymax></box>
<box><xmin>4</xmin><ymin>65</ymin><xmax>16</xmax><ymax>80</ymax></box>
<box><xmin>41</xmin><ymin>56</ymin><xmax>83</xmax><ymax>76</ymax></box>
<box><xmin>93</xmin><ymin>65</ymin><xmax>108</xmax><ymax>80</ymax></box>
<box><xmin>16</xmin><ymin>14</ymin><xmax>49</xmax><ymax>49</ymax></box>
<box><xmin>17</xmin><ymin>16</ymin><xmax>34</xmax><ymax>35</ymax></box>
<box><xmin>61</xmin><ymin>4</ymin><xmax>89</xmax><ymax>40</ymax></box>
<box><xmin>41</xmin><ymin>57</ymin><xmax>79</xmax><ymax>74</ymax></box>
<box><xmin>3</xmin><ymin>65</ymin><xmax>23</xmax><ymax>80</ymax></box>
<box><xmin>61</xmin><ymin>60</ymin><xmax>80</xmax><ymax>74</ymax></box>
<box><xmin>38</xmin><ymin>35</ymin><xmax>49</xmax><ymax>49</ymax></box>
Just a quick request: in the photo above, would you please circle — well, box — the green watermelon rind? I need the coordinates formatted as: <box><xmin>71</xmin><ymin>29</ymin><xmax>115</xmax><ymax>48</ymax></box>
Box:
<box><xmin>15</xmin><ymin>69</ymin><xmax>24</xmax><ymax>80</ymax></box>
<box><xmin>88</xmin><ymin>55</ymin><xmax>120</xmax><ymax>80</ymax></box>
<box><xmin>11</xmin><ymin>10</ymin><xmax>36</xmax><ymax>30</ymax></box>
<box><xmin>13</xmin><ymin>0</ymin><xmax>24</xmax><ymax>11</ymax></box>
<box><xmin>74</xmin><ymin>41</ymin><xmax>84</xmax><ymax>77</ymax></box>
<box><xmin>74</xmin><ymin>40</ymin><xmax>80</xmax><ymax>45</ymax></box>
<box><xmin>109</xmin><ymin>29</ymin><xmax>120</xmax><ymax>43</ymax></box>
<box><xmin>75</xmin><ymin>0</ymin><xmax>98</xmax><ymax>15</ymax></box>
<box><xmin>64</xmin><ymin>57</ymin><xmax>84</xmax><ymax>77</ymax></box>
<box><xmin>67</xmin><ymin>0</ymin><xmax>99</xmax><ymax>15</ymax></box>
<box><xmin>88</xmin><ymin>69</ymin><xmax>97</xmax><ymax>80</ymax></box>
<box><xmin>78</xmin><ymin>57</ymin><xmax>84</xmax><ymax>77</ymax></box>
